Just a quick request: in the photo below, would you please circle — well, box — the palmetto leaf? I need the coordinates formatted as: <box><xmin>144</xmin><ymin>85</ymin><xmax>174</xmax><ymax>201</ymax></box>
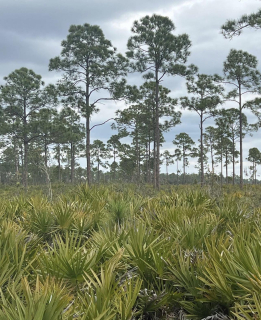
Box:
<box><xmin>234</xmin><ymin>294</ymin><xmax>261</xmax><ymax>320</ymax></box>
<box><xmin>38</xmin><ymin>233</ymin><xmax>99</xmax><ymax>288</ymax></box>
<box><xmin>79</xmin><ymin>252</ymin><xmax>123</xmax><ymax>320</ymax></box>
<box><xmin>53</xmin><ymin>201</ymin><xmax>76</xmax><ymax>232</ymax></box>
<box><xmin>123</xmin><ymin>221</ymin><xmax>169</xmax><ymax>283</ymax></box>
<box><xmin>116</xmin><ymin>277</ymin><xmax>142</xmax><ymax>320</ymax></box>
<box><xmin>0</xmin><ymin>276</ymin><xmax>74</xmax><ymax>320</ymax></box>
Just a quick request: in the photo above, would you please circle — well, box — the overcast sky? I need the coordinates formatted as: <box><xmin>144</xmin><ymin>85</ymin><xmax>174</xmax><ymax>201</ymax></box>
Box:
<box><xmin>1</xmin><ymin>0</ymin><xmax>261</xmax><ymax>177</ymax></box>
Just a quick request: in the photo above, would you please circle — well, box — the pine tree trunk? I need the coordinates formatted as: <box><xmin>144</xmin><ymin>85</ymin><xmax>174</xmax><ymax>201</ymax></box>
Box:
<box><xmin>70</xmin><ymin>142</ymin><xmax>75</xmax><ymax>184</ymax></box>
<box><xmin>253</xmin><ymin>160</ymin><xmax>255</xmax><ymax>185</ymax></box>
<box><xmin>135</xmin><ymin>134</ymin><xmax>140</xmax><ymax>183</ymax></box>
<box><xmin>239</xmin><ymin>82</ymin><xmax>243</xmax><ymax>189</ymax></box>
<box><xmin>225</xmin><ymin>149</ymin><xmax>228</xmax><ymax>184</ymax></box>
<box><xmin>153</xmin><ymin>133</ymin><xmax>156</xmax><ymax>187</ymax></box>
<box><xmin>113</xmin><ymin>147</ymin><xmax>116</xmax><ymax>180</ymax></box>
<box><xmin>177</xmin><ymin>160</ymin><xmax>179</xmax><ymax>185</ymax></box>
<box><xmin>20</xmin><ymin>145</ymin><xmax>24</xmax><ymax>177</ymax></box>
<box><xmin>148</xmin><ymin>136</ymin><xmax>151</xmax><ymax>183</ymax></box>
<box><xmin>57</xmin><ymin>144</ymin><xmax>61</xmax><ymax>182</ymax></box>
<box><xmin>146</xmin><ymin>142</ymin><xmax>149</xmax><ymax>183</ymax></box>
<box><xmin>183</xmin><ymin>145</ymin><xmax>185</xmax><ymax>184</ymax></box>
<box><xmin>220</xmin><ymin>145</ymin><xmax>223</xmax><ymax>188</ymax></box>
<box><xmin>200</xmin><ymin>112</ymin><xmax>204</xmax><ymax>186</ymax></box>
<box><xmin>232</xmin><ymin>134</ymin><xmax>235</xmax><ymax>186</ymax></box>
<box><xmin>155</xmin><ymin>68</ymin><xmax>160</xmax><ymax>190</ymax></box>
<box><xmin>86</xmin><ymin>65</ymin><xmax>91</xmax><ymax>185</ymax></box>
<box><xmin>14</xmin><ymin>140</ymin><xmax>19</xmax><ymax>183</ymax></box>
<box><xmin>44</xmin><ymin>137</ymin><xmax>48</xmax><ymax>185</ymax></box>
<box><xmin>44</xmin><ymin>137</ymin><xmax>48</xmax><ymax>168</ymax></box>
<box><xmin>23</xmin><ymin>141</ymin><xmax>28</xmax><ymax>189</ymax></box>
<box><xmin>97</xmin><ymin>160</ymin><xmax>100</xmax><ymax>184</ymax></box>
<box><xmin>211</xmin><ymin>145</ymin><xmax>214</xmax><ymax>174</ymax></box>
<box><xmin>255</xmin><ymin>162</ymin><xmax>257</xmax><ymax>184</ymax></box>
<box><xmin>138</xmin><ymin>145</ymin><xmax>141</xmax><ymax>183</ymax></box>
<box><xmin>23</xmin><ymin>99</ymin><xmax>28</xmax><ymax>189</ymax></box>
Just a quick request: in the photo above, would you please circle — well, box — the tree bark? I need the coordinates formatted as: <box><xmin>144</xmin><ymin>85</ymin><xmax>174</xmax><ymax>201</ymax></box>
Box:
<box><xmin>44</xmin><ymin>136</ymin><xmax>49</xmax><ymax>185</ymax></box>
<box><xmin>86</xmin><ymin>62</ymin><xmax>91</xmax><ymax>185</ymax></box>
<box><xmin>57</xmin><ymin>144</ymin><xmax>61</xmax><ymax>182</ymax></box>
<box><xmin>210</xmin><ymin>145</ymin><xmax>214</xmax><ymax>174</ymax></box>
<box><xmin>153</xmin><ymin>128</ymin><xmax>156</xmax><ymax>187</ymax></box>
<box><xmin>220</xmin><ymin>150</ymin><xmax>223</xmax><ymax>188</ymax></box>
<box><xmin>135</xmin><ymin>134</ymin><xmax>140</xmax><ymax>183</ymax></box>
<box><xmin>239</xmin><ymin>82</ymin><xmax>243</xmax><ymax>189</ymax></box>
<box><xmin>155</xmin><ymin>68</ymin><xmax>160</xmax><ymax>190</ymax></box>
<box><xmin>146</xmin><ymin>142</ymin><xmax>149</xmax><ymax>183</ymax></box>
<box><xmin>23</xmin><ymin>99</ymin><xmax>28</xmax><ymax>189</ymax></box>
<box><xmin>44</xmin><ymin>137</ymin><xmax>48</xmax><ymax>168</ymax></box>
<box><xmin>148</xmin><ymin>135</ymin><xmax>151</xmax><ymax>183</ymax></box>
<box><xmin>23</xmin><ymin>141</ymin><xmax>28</xmax><ymax>189</ymax></box>
<box><xmin>97</xmin><ymin>158</ymin><xmax>100</xmax><ymax>184</ymax></box>
<box><xmin>70</xmin><ymin>142</ymin><xmax>75</xmax><ymax>184</ymax></box>
<box><xmin>232</xmin><ymin>134</ymin><xmax>235</xmax><ymax>185</ymax></box>
<box><xmin>225</xmin><ymin>149</ymin><xmax>228</xmax><ymax>184</ymax></box>
<box><xmin>113</xmin><ymin>147</ymin><xmax>116</xmax><ymax>180</ymax></box>
<box><xmin>14</xmin><ymin>139</ymin><xmax>19</xmax><ymax>183</ymax></box>
<box><xmin>200</xmin><ymin>112</ymin><xmax>204</xmax><ymax>187</ymax></box>
<box><xmin>220</xmin><ymin>135</ymin><xmax>223</xmax><ymax>187</ymax></box>
<box><xmin>183</xmin><ymin>145</ymin><xmax>185</xmax><ymax>184</ymax></box>
<box><xmin>177</xmin><ymin>160</ymin><xmax>179</xmax><ymax>185</ymax></box>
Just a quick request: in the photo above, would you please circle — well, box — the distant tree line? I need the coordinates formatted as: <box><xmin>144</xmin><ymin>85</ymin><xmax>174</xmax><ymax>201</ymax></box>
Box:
<box><xmin>1</xmin><ymin>12</ymin><xmax>261</xmax><ymax>188</ymax></box>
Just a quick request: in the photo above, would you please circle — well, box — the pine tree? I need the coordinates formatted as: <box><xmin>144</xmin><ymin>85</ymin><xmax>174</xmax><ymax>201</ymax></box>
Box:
<box><xmin>172</xmin><ymin>133</ymin><xmax>195</xmax><ymax>184</ymax></box>
<box><xmin>161</xmin><ymin>150</ymin><xmax>174</xmax><ymax>182</ymax></box>
<box><xmin>91</xmin><ymin>140</ymin><xmax>109</xmax><ymax>184</ymax></box>
<box><xmin>181</xmin><ymin>74</ymin><xmax>223</xmax><ymax>186</ymax></box>
<box><xmin>223</xmin><ymin>49</ymin><xmax>261</xmax><ymax>188</ymax></box>
<box><xmin>247</xmin><ymin>147</ymin><xmax>261</xmax><ymax>184</ymax></box>
<box><xmin>0</xmin><ymin>68</ymin><xmax>56</xmax><ymax>188</ymax></box>
<box><xmin>49</xmin><ymin>23</ymin><xmax>128</xmax><ymax>184</ymax></box>
<box><xmin>127</xmin><ymin>14</ymin><xmax>195</xmax><ymax>189</ymax></box>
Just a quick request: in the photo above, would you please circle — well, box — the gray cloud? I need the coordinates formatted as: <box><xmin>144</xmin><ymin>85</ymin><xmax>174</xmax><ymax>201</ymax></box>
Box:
<box><xmin>1</xmin><ymin>0</ymin><xmax>261</xmax><ymax>176</ymax></box>
<box><xmin>0</xmin><ymin>0</ymin><xmax>183</xmax><ymax>39</ymax></box>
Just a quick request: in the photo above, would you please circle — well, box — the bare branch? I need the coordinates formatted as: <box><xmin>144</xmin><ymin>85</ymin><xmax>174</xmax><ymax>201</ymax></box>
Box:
<box><xmin>159</xmin><ymin>71</ymin><xmax>166</xmax><ymax>81</ymax></box>
<box><xmin>90</xmin><ymin>118</ymin><xmax>114</xmax><ymax>131</ymax></box>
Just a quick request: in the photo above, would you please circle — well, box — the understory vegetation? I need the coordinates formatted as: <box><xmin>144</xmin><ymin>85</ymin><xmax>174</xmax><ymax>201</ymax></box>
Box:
<box><xmin>1</xmin><ymin>184</ymin><xmax>261</xmax><ymax>319</ymax></box>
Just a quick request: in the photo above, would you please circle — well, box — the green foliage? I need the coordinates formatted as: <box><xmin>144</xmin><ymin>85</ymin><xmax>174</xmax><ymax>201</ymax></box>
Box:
<box><xmin>127</xmin><ymin>14</ymin><xmax>193</xmax><ymax>75</ymax></box>
<box><xmin>0</xmin><ymin>277</ymin><xmax>74</xmax><ymax>320</ymax></box>
<box><xmin>0</xmin><ymin>185</ymin><xmax>260</xmax><ymax>318</ymax></box>
<box><xmin>180</xmin><ymin>73</ymin><xmax>224</xmax><ymax>186</ymax></box>
<box><xmin>49</xmin><ymin>23</ymin><xmax>128</xmax><ymax>184</ymax></box>
<box><xmin>223</xmin><ymin>49</ymin><xmax>261</xmax><ymax>188</ymax></box>
<box><xmin>38</xmin><ymin>233</ymin><xmax>99</xmax><ymax>288</ymax></box>
<box><xmin>127</xmin><ymin>14</ymin><xmax>195</xmax><ymax>189</ymax></box>
<box><xmin>221</xmin><ymin>9</ymin><xmax>261</xmax><ymax>39</ymax></box>
<box><xmin>0</xmin><ymin>67</ymin><xmax>56</xmax><ymax>188</ymax></box>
